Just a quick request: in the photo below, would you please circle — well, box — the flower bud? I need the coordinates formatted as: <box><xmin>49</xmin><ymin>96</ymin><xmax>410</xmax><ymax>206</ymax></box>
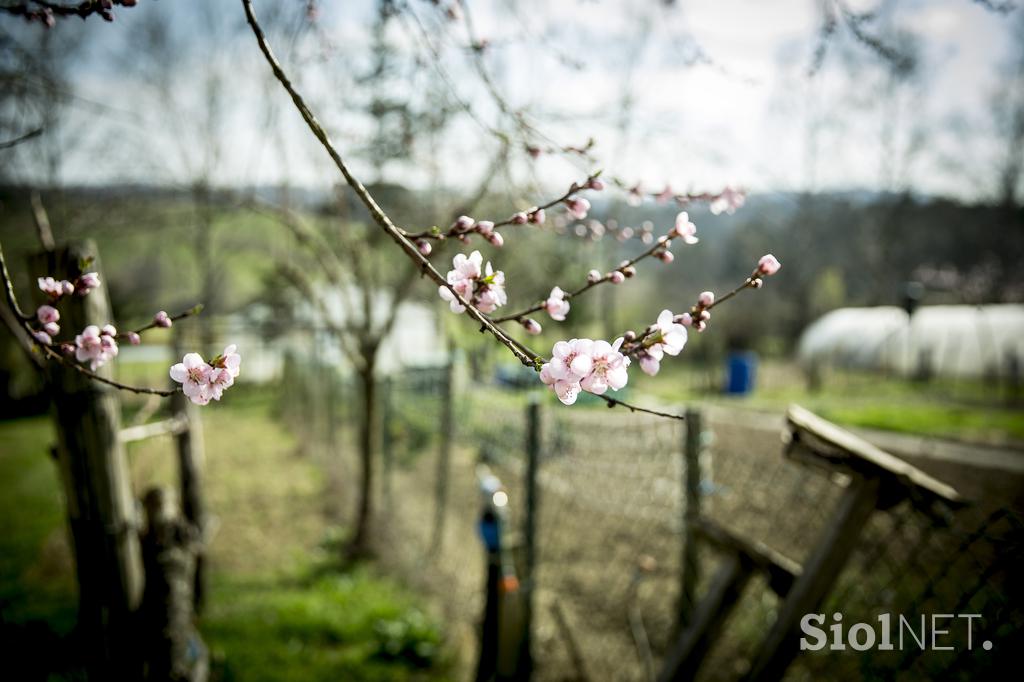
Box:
<box><xmin>154</xmin><ymin>311</ymin><xmax>172</xmax><ymax>328</ymax></box>
<box><xmin>695</xmin><ymin>321</ymin><xmax>707</xmax><ymax>332</ymax></box>
<box><xmin>529</xmin><ymin>208</ymin><xmax>546</xmax><ymax>225</ymax></box>
<box><xmin>610</xmin><ymin>271</ymin><xmax>625</xmax><ymax>284</ymax></box>
<box><xmin>101</xmin><ymin>324</ymin><xmax>117</xmax><ymax>337</ymax></box>
<box><xmin>657</xmin><ymin>251</ymin><xmax>674</xmax><ymax>264</ymax></box>
<box><xmin>475</xmin><ymin>220</ymin><xmax>495</xmax><ymax>237</ymax></box>
<box><xmin>416</xmin><ymin>239</ymin><xmax>432</xmax><ymax>256</ymax></box>
<box><xmin>62</xmin><ymin>280</ymin><xmax>75</xmax><ymax>296</ymax></box>
<box><xmin>751</xmin><ymin>278</ymin><xmax>764</xmax><ymax>289</ymax></box>
<box><xmin>588</xmin><ymin>178</ymin><xmax>605</xmax><ymax>191</ymax></box>
<box><xmin>586</xmin><ymin>269</ymin><xmax>602</xmax><ymax>284</ymax></box>
<box><xmin>700</xmin><ymin>310</ymin><xmax>711</xmax><ymax>322</ymax></box>
<box><xmin>488</xmin><ymin>232</ymin><xmax>504</xmax><ymax>247</ymax></box>
<box><xmin>32</xmin><ymin>330</ymin><xmax>52</xmax><ymax>346</ymax></box>
<box><xmin>622</xmin><ymin>266</ymin><xmax>636</xmax><ymax>278</ymax></box>
<box><xmin>522</xmin><ymin>318</ymin><xmax>542</xmax><ymax>335</ymax></box>
<box><xmin>128</xmin><ymin>332</ymin><xmax>141</xmax><ymax>345</ymax></box>
<box><xmin>698</xmin><ymin>291</ymin><xmax>715</xmax><ymax>307</ymax></box>
<box><xmin>453</xmin><ymin>215</ymin><xmax>474</xmax><ymax>231</ymax></box>
<box><xmin>757</xmin><ymin>253</ymin><xmax>781</xmax><ymax>276</ymax></box>
<box><xmin>623</xmin><ymin>330</ymin><xmax>637</xmax><ymax>342</ymax></box>
<box><xmin>43</xmin><ymin>322</ymin><xmax>60</xmax><ymax>336</ymax></box>
<box><xmin>676</xmin><ymin>313</ymin><xmax>693</xmax><ymax>327</ymax></box>
<box><xmin>37</xmin><ymin>305</ymin><xmax>59</xmax><ymax>324</ymax></box>
<box><xmin>512</xmin><ymin>212</ymin><xmax>528</xmax><ymax>224</ymax></box>
<box><xmin>77</xmin><ymin>272</ymin><xmax>100</xmax><ymax>295</ymax></box>
<box><xmin>60</xmin><ymin>342</ymin><xmax>75</xmax><ymax>355</ymax></box>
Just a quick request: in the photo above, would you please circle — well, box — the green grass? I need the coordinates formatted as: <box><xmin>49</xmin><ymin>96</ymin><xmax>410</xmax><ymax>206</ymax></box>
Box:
<box><xmin>0</xmin><ymin>395</ymin><xmax>452</xmax><ymax>681</ymax></box>
<box><xmin>633</xmin><ymin>360</ymin><xmax>1024</xmax><ymax>445</ymax></box>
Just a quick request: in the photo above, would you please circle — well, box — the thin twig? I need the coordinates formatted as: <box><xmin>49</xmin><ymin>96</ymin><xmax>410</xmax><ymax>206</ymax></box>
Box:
<box><xmin>596</xmin><ymin>395</ymin><xmax>684</xmax><ymax>421</ymax></box>
<box><xmin>0</xmin><ymin>241</ymin><xmax>178</xmax><ymax>396</ymax></box>
<box><xmin>404</xmin><ymin>171</ymin><xmax>600</xmax><ymax>241</ymax></box>
<box><xmin>0</xmin><ymin>127</ymin><xmax>43</xmax><ymax>150</ymax></box>
<box><xmin>491</xmin><ymin>233</ymin><xmax>672</xmax><ymax>324</ymax></box>
<box><xmin>242</xmin><ymin>0</ymin><xmax>537</xmax><ymax>368</ymax></box>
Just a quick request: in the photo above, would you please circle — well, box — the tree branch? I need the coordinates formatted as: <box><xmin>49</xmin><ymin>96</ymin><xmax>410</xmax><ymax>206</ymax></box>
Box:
<box><xmin>241</xmin><ymin>0</ymin><xmax>537</xmax><ymax>367</ymax></box>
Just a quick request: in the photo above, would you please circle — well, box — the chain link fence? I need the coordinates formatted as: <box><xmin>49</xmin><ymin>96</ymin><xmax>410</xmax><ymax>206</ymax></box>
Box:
<box><xmin>274</xmin><ymin>349</ymin><xmax>1022</xmax><ymax>681</ymax></box>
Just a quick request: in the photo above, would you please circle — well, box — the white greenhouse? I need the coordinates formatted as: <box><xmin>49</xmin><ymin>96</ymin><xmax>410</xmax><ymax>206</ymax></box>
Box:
<box><xmin>797</xmin><ymin>305</ymin><xmax>1024</xmax><ymax>379</ymax></box>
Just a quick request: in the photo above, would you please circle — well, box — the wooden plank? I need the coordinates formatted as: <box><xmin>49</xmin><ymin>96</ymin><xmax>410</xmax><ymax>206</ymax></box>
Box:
<box><xmin>744</xmin><ymin>474</ymin><xmax>881</xmax><ymax>682</ymax></box>
<box><xmin>786</xmin><ymin>404</ymin><xmax>961</xmax><ymax>504</ymax></box>
<box><xmin>693</xmin><ymin>518</ymin><xmax>801</xmax><ymax>597</ymax></box>
<box><xmin>119</xmin><ymin>415</ymin><xmax>189</xmax><ymax>444</ymax></box>
<box><xmin>678</xmin><ymin>407</ymin><xmax>702</xmax><ymax>631</ymax></box>
<box><xmin>658</xmin><ymin>551</ymin><xmax>752</xmax><ymax>682</ymax></box>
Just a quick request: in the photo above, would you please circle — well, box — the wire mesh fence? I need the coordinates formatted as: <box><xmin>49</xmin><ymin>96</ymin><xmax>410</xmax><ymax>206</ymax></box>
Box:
<box><xmin>274</xmin><ymin>350</ymin><xmax>1022</xmax><ymax>682</ymax></box>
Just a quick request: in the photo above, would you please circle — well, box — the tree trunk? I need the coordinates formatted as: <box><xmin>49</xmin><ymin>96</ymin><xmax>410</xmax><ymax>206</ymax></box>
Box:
<box><xmin>30</xmin><ymin>241</ymin><xmax>143</xmax><ymax>680</ymax></box>
<box><xmin>350</xmin><ymin>359</ymin><xmax>377</xmax><ymax>556</ymax></box>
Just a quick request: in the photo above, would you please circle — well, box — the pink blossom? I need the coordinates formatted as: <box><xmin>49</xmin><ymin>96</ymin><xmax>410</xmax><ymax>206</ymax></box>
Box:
<box><xmin>565</xmin><ymin>197</ymin><xmax>591</xmax><ymax>220</ymax></box>
<box><xmin>548</xmin><ymin>339</ymin><xmax>594</xmax><ymax>383</ymax></box>
<box><xmin>128</xmin><ymin>332</ymin><xmax>141</xmax><ymax>345</ymax></box>
<box><xmin>709</xmin><ymin>186</ymin><xmax>745</xmax><ymax>215</ymax></box>
<box><xmin>207</xmin><ymin>367</ymin><xmax>234</xmax><ymax>401</ymax></box>
<box><xmin>438</xmin><ymin>251</ymin><xmax>506</xmax><ymax>314</ymax></box>
<box><xmin>638</xmin><ymin>350</ymin><xmax>661</xmax><ymax>376</ymax></box>
<box><xmin>62</xmin><ymin>280</ymin><xmax>74</xmax><ymax>296</ymax></box>
<box><xmin>539</xmin><ymin>362</ymin><xmax>581</xmax><ymax>406</ymax></box>
<box><xmin>522</xmin><ymin>318</ymin><xmax>542</xmax><ymax>335</ymax></box>
<box><xmin>169</xmin><ymin>353</ymin><xmax>212</xmax><ymax>406</ymax></box>
<box><xmin>657</xmin><ymin>251</ymin><xmax>674</xmax><ymax>264</ymax></box>
<box><xmin>214</xmin><ymin>344</ymin><xmax>242</xmax><ymax>378</ymax></box>
<box><xmin>416</xmin><ymin>239</ymin><xmax>432</xmax><ymax>256</ymax></box>
<box><xmin>475</xmin><ymin>220</ymin><xmax>495</xmax><ymax>237</ymax></box>
<box><xmin>33</xmin><ymin>330</ymin><xmax>53</xmax><ymax>346</ymax></box>
<box><xmin>38</xmin><ymin>277</ymin><xmax>64</xmax><ymax>298</ymax></box>
<box><xmin>154</xmin><ymin>311</ymin><xmax>172</xmax><ymax>328</ymax></box>
<box><xmin>671</xmin><ymin>212</ymin><xmax>699</xmax><ymax>244</ymax></box>
<box><xmin>37</xmin><ymin>305</ymin><xmax>59</xmax><ymax>324</ymax></box>
<box><xmin>75</xmin><ymin>325</ymin><xmax>118</xmax><ymax>371</ymax></box>
<box><xmin>453</xmin><ymin>215</ymin><xmax>474</xmax><ymax>231</ymax></box>
<box><xmin>610</xmin><ymin>271</ymin><xmax>625</xmax><ymax>284</ymax></box>
<box><xmin>512</xmin><ymin>212</ymin><xmax>528</xmax><ymax>225</ymax></box>
<box><xmin>580</xmin><ymin>338</ymin><xmax>630</xmax><ymax>395</ymax></box>
<box><xmin>588</xmin><ymin>178</ymin><xmax>605</xmax><ymax>191</ymax></box>
<box><xmin>529</xmin><ymin>208</ymin><xmax>546</xmax><ymax>225</ymax></box>
<box><xmin>587</xmin><ymin>269</ymin><xmax>602</xmax><ymax>284</ymax></box>
<box><xmin>77</xmin><ymin>272</ymin><xmax>100</xmax><ymax>295</ymax></box>
<box><xmin>698</xmin><ymin>291</ymin><xmax>715</xmax><ymax>307</ymax></box>
<box><xmin>487</xmin><ymin>232</ymin><xmax>504</xmax><ymax>248</ymax></box>
<box><xmin>653</xmin><ymin>310</ymin><xmax>688</xmax><ymax>356</ymax></box>
<box><xmin>474</xmin><ymin>263</ymin><xmax>507</xmax><ymax>313</ymax></box>
<box><xmin>43</xmin><ymin>322</ymin><xmax>60</xmax><ymax>336</ymax></box>
<box><xmin>544</xmin><ymin>286</ymin><xmax>570</xmax><ymax>322</ymax></box>
<box><xmin>101</xmin><ymin>324</ymin><xmax>116</xmax><ymax>337</ymax></box>
<box><xmin>757</xmin><ymin>254</ymin><xmax>781</xmax><ymax>276</ymax></box>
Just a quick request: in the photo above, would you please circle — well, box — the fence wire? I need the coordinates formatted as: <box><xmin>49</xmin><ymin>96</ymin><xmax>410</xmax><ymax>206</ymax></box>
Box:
<box><xmin>314</xmin><ymin>360</ymin><xmax>1022</xmax><ymax>682</ymax></box>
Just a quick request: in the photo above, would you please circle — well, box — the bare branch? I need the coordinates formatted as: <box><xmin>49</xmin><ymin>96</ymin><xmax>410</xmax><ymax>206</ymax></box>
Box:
<box><xmin>241</xmin><ymin>0</ymin><xmax>537</xmax><ymax>367</ymax></box>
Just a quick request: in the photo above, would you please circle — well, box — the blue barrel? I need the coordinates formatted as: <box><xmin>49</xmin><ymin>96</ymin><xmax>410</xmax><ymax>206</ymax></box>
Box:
<box><xmin>725</xmin><ymin>352</ymin><xmax>758</xmax><ymax>395</ymax></box>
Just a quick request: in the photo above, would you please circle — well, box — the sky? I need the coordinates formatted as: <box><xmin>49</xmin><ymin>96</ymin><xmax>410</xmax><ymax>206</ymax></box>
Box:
<box><xmin>2</xmin><ymin>0</ymin><xmax>1021</xmax><ymax>202</ymax></box>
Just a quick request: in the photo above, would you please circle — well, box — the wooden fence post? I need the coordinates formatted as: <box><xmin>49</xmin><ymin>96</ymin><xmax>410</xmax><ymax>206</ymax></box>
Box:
<box><xmin>677</xmin><ymin>407</ymin><xmax>702</xmax><ymax>632</ymax></box>
<box><xmin>518</xmin><ymin>398</ymin><xmax>541</xmax><ymax>678</ymax></box>
<box><xmin>140</xmin><ymin>487</ymin><xmax>208</xmax><ymax>682</ymax></box>
<box><xmin>30</xmin><ymin>241</ymin><xmax>143</xmax><ymax>678</ymax></box>
<box><xmin>430</xmin><ymin>352</ymin><xmax>455</xmax><ymax>554</ymax></box>
<box><xmin>171</xmin><ymin>326</ymin><xmax>207</xmax><ymax>613</ymax></box>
